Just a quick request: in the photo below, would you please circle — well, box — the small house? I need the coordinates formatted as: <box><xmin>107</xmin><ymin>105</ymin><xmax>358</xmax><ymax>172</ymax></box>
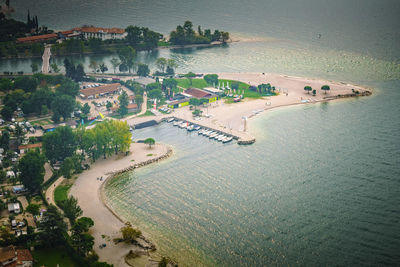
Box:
<box><xmin>12</xmin><ymin>185</ymin><xmax>27</xmax><ymax>194</ymax></box>
<box><xmin>8</xmin><ymin>203</ymin><xmax>21</xmax><ymax>213</ymax></box>
<box><xmin>0</xmin><ymin>246</ymin><xmax>33</xmax><ymax>267</ymax></box>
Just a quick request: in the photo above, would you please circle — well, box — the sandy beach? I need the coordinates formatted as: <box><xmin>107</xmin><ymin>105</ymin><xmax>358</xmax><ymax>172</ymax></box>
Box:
<box><xmin>69</xmin><ymin>143</ymin><xmax>171</xmax><ymax>267</ymax></box>
<box><xmin>125</xmin><ymin>72</ymin><xmax>370</xmax><ymax>143</ymax></box>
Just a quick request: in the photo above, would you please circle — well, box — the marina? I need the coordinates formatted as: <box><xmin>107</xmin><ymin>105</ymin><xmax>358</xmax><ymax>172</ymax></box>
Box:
<box><xmin>169</xmin><ymin>118</ymin><xmax>234</xmax><ymax>143</ymax></box>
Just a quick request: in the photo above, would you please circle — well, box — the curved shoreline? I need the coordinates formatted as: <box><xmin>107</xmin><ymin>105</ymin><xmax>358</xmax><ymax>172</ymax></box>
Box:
<box><xmin>69</xmin><ymin>143</ymin><xmax>173</xmax><ymax>267</ymax></box>
<box><xmin>100</xmin><ymin>146</ymin><xmax>173</xmax><ymax>224</ymax></box>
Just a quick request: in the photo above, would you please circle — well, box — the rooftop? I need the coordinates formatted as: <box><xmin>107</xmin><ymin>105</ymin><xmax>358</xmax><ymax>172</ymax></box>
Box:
<box><xmin>184</xmin><ymin>88</ymin><xmax>216</xmax><ymax>99</ymax></box>
<box><xmin>80</xmin><ymin>83</ymin><xmax>121</xmax><ymax>97</ymax></box>
<box><xmin>73</xmin><ymin>26</ymin><xmax>125</xmax><ymax>34</ymax></box>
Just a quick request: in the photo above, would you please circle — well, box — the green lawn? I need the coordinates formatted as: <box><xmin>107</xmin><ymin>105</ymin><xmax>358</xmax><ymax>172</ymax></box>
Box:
<box><xmin>33</xmin><ymin>247</ymin><xmax>78</xmax><ymax>267</ymax></box>
<box><xmin>54</xmin><ymin>184</ymin><xmax>71</xmax><ymax>206</ymax></box>
<box><xmin>176</xmin><ymin>78</ymin><xmax>262</xmax><ymax>98</ymax></box>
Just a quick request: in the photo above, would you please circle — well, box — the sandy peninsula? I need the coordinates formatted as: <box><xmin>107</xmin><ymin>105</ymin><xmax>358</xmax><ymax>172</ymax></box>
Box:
<box><xmin>126</xmin><ymin>72</ymin><xmax>371</xmax><ymax>143</ymax></box>
<box><xmin>69</xmin><ymin>143</ymin><xmax>171</xmax><ymax>267</ymax></box>
<box><xmin>70</xmin><ymin>72</ymin><xmax>371</xmax><ymax>266</ymax></box>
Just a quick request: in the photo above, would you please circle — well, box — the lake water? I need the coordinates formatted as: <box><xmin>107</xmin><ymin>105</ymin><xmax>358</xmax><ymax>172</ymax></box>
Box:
<box><xmin>3</xmin><ymin>0</ymin><xmax>400</xmax><ymax>266</ymax></box>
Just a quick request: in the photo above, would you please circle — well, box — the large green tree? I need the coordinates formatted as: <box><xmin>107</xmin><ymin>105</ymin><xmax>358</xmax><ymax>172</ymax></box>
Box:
<box><xmin>118</xmin><ymin>46</ymin><xmax>136</xmax><ymax>73</ymax></box>
<box><xmin>18</xmin><ymin>150</ymin><xmax>46</xmax><ymax>192</ymax></box>
<box><xmin>321</xmin><ymin>85</ymin><xmax>330</xmax><ymax>94</ymax></box>
<box><xmin>62</xmin><ymin>196</ymin><xmax>82</xmax><ymax>225</ymax></box>
<box><xmin>137</xmin><ymin>63</ymin><xmax>150</xmax><ymax>77</ymax></box>
<box><xmin>204</xmin><ymin>74</ymin><xmax>218</xmax><ymax>85</ymax></box>
<box><xmin>42</xmin><ymin>126</ymin><xmax>77</xmax><ymax>163</ymax></box>
<box><xmin>38</xmin><ymin>205</ymin><xmax>67</xmax><ymax>246</ymax></box>
<box><xmin>51</xmin><ymin>95</ymin><xmax>75</xmax><ymax>122</ymax></box>
<box><xmin>156</xmin><ymin>57</ymin><xmax>167</xmax><ymax>73</ymax></box>
<box><xmin>118</xmin><ymin>90</ymin><xmax>129</xmax><ymax>117</ymax></box>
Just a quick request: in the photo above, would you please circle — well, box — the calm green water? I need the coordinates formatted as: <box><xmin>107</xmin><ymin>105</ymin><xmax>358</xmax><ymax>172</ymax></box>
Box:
<box><xmin>4</xmin><ymin>1</ymin><xmax>400</xmax><ymax>266</ymax></box>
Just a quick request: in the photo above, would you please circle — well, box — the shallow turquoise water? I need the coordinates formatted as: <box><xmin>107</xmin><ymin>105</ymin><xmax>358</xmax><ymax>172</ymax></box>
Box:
<box><xmin>106</xmin><ymin>84</ymin><xmax>400</xmax><ymax>266</ymax></box>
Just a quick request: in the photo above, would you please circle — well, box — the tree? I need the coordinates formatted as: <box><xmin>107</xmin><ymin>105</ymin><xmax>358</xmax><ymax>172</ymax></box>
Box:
<box><xmin>119</xmin><ymin>63</ymin><xmax>128</xmax><ymax>73</ymax></box>
<box><xmin>144</xmin><ymin>138</ymin><xmax>155</xmax><ymax>148</ymax></box>
<box><xmin>64</xmin><ymin>58</ymin><xmax>75</xmax><ymax>80</ymax></box>
<box><xmin>135</xmin><ymin>95</ymin><xmax>143</xmax><ymax>109</ymax></box>
<box><xmin>137</xmin><ymin>63</ymin><xmax>150</xmax><ymax>77</ymax></box>
<box><xmin>148</xmin><ymin>89</ymin><xmax>162</xmax><ymax>100</ymax></box>
<box><xmin>0</xmin><ymin>78</ymin><xmax>13</xmax><ymax>92</ymax></box>
<box><xmin>221</xmin><ymin>31</ymin><xmax>230</xmax><ymax>43</ymax></box>
<box><xmin>18</xmin><ymin>150</ymin><xmax>45</xmax><ymax>192</ymax></box>
<box><xmin>50</xmin><ymin>63</ymin><xmax>60</xmax><ymax>73</ymax></box>
<box><xmin>55</xmin><ymin>79</ymin><xmax>79</xmax><ymax>97</ymax></box>
<box><xmin>118</xmin><ymin>90</ymin><xmax>129</xmax><ymax>117</ymax></box>
<box><xmin>304</xmin><ymin>86</ymin><xmax>312</xmax><ymax>94</ymax></box>
<box><xmin>120</xmin><ymin>223</ymin><xmax>141</xmax><ymax>243</ymax></box>
<box><xmin>62</xmin><ymin>196</ymin><xmax>82</xmax><ymax>225</ymax></box>
<box><xmin>14</xmin><ymin>76</ymin><xmax>38</xmax><ymax>92</ymax></box>
<box><xmin>312</xmin><ymin>89</ymin><xmax>316</xmax><ymax>96</ymax></box>
<box><xmin>99</xmin><ymin>63</ymin><xmax>108</xmax><ymax>73</ymax></box>
<box><xmin>30</xmin><ymin>63</ymin><xmax>39</xmax><ymax>73</ymax></box>
<box><xmin>75</xmin><ymin>64</ymin><xmax>85</xmax><ymax>82</ymax></box>
<box><xmin>110</xmin><ymin>58</ymin><xmax>120</xmax><ymax>74</ymax></box>
<box><xmin>166</xmin><ymin>59</ymin><xmax>177</xmax><ymax>75</ymax></box>
<box><xmin>82</xmin><ymin>103</ymin><xmax>91</xmax><ymax>116</ymax></box>
<box><xmin>61</xmin><ymin>156</ymin><xmax>75</xmax><ymax>178</ymax></box>
<box><xmin>1</xmin><ymin>106</ymin><xmax>13</xmax><ymax>121</ymax></box>
<box><xmin>26</xmin><ymin>203</ymin><xmax>40</xmax><ymax>215</ymax></box>
<box><xmin>321</xmin><ymin>85</ymin><xmax>330</xmax><ymax>94</ymax></box>
<box><xmin>125</xmin><ymin>25</ymin><xmax>142</xmax><ymax>47</ymax></box>
<box><xmin>42</xmin><ymin>126</ymin><xmax>77</xmax><ymax>163</ymax></box>
<box><xmin>118</xmin><ymin>46</ymin><xmax>136</xmax><ymax>73</ymax></box>
<box><xmin>89</xmin><ymin>60</ymin><xmax>98</xmax><ymax>73</ymax></box>
<box><xmin>51</xmin><ymin>95</ymin><xmax>75</xmax><ymax>122</ymax></box>
<box><xmin>185</xmin><ymin>72</ymin><xmax>196</xmax><ymax>86</ymax></box>
<box><xmin>0</xmin><ymin>131</ymin><xmax>10</xmax><ymax>150</ymax></box>
<box><xmin>203</xmin><ymin>74</ymin><xmax>218</xmax><ymax>85</ymax></box>
<box><xmin>156</xmin><ymin>57</ymin><xmax>167</xmax><ymax>73</ymax></box>
<box><xmin>38</xmin><ymin>205</ymin><xmax>67</xmax><ymax>246</ymax></box>
<box><xmin>15</xmin><ymin>124</ymin><xmax>25</xmax><ymax>146</ymax></box>
<box><xmin>106</xmin><ymin>101</ymin><xmax>112</xmax><ymax>111</ymax></box>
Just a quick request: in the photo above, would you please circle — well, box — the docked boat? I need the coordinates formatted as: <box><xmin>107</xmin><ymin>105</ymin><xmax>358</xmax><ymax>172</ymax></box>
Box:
<box><xmin>187</xmin><ymin>125</ymin><xmax>194</xmax><ymax>131</ymax></box>
<box><xmin>209</xmin><ymin>133</ymin><xmax>218</xmax><ymax>139</ymax></box>
<box><xmin>217</xmin><ymin>135</ymin><xmax>225</xmax><ymax>141</ymax></box>
<box><xmin>167</xmin><ymin>118</ymin><xmax>174</xmax><ymax>123</ymax></box>
<box><xmin>173</xmin><ymin>121</ymin><xmax>180</xmax><ymax>126</ymax></box>
<box><xmin>223</xmin><ymin>136</ymin><xmax>233</xmax><ymax>143</ymax></box>
<box><xmin>193</xmin><ymin>126</ymin><xmax>201</xmax><ymax>131</ymax></box>
<box><xmin>179</xmin><ymin>122</ymin><xmax>187</xmax><ymax>129</ymax></box>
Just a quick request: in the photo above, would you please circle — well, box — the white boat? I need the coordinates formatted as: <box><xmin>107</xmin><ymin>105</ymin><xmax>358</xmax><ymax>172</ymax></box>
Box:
<box><xmin>217</xmin><ymin>135</ymin><xmax>225</xmax><ymax>141</ymax></box>
<box><xmin>167</xmin><ymin>118</ymin><xmax>174</xmax><ymax>123</ymax></box>
<box><xmin>209</xmin><ymin>133</ymin><xmax>218</xmax><ymax>139</ymax></box>
<box><xmin>193</xmin><ymin>126</ymin><xmax>201</xmax><ymax>131</ymax></box>
<box><xmin>173</xmin><ymin>121</ymin><xmax>180</xmax><ymax>126</ymax></box>
<box><xmin>179</xmin><ymin>122</ymin><xmax>187</xmax><ymax>129</ymax></box>
<box><xmin>187</xmin><ymin>125</ymin><xmax>194</xmax><ymax>131</ymax></box>
<box><xmin>198</xmin><ymin>129</ymin><xmax>205</xmax><ymax>135</ymax></box>
<box><xmin>204</xmin><ymin>131</ymin><xmax>212</xmax><ymax>137</ymax></box>
<box><xmin>223</xmin><ymin>136</ymin><xmax>233</xmax><ymax>143</ymax></box>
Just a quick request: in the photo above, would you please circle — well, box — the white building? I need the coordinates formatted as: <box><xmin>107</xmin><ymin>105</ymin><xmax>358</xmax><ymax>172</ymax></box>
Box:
<box><xmin>73</xmin><ymin>26</ymin><xmax>127</xmax><ymax>40</ymax></box>
<box><xmin>8</xmin><ymin>203</ymin><xmax>21</xmax><ymax>213</ymax></box>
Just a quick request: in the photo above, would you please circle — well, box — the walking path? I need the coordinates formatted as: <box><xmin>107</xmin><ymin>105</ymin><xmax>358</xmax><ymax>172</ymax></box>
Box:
<box><xmin>41</xmin><ymin>45</ymin><xmax>51</xmax><ymax>74</ymax></box>
<box><xmin>45</xmin><ymin>176</ymin><xmax>65</xmax><ymax>206</ymax></box>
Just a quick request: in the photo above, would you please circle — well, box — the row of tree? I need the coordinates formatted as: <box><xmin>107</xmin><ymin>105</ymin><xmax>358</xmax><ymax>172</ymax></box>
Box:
<box><xmin>304</xmin><ymin>85</ymin><xmax>330</xmax><ymax>94</ymax></box>
<box><xmin>169</xmin><ymin>21</ymin><xmax>229</xmax><ymax>45</ymax></box>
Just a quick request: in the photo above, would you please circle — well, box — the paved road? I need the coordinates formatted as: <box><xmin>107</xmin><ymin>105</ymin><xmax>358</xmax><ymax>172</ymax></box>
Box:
<box><xmin>45</xmin><ymin>176</ymin><xmax>65</xmax><ymax>207</ymax></box>
<box><xmin>41</xmin><ymin>45</ymin><xmax>51</xmax><ymax>74</ymax></box>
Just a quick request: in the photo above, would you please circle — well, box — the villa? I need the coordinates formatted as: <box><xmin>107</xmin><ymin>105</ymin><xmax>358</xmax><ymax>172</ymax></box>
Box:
<box><xmin>72</xmin><ymin>26</ymin><xmax>127</xmax><ymax>40</ymax></box>
<box><xmin>168</xmin><ymin>88</ymin><xmax>218</xmax><ymax>109</ymax></box>
<box><xmin>79</xmin><ymin>83</ymin><xmax>122</xmax><ymax>99</ymax></box>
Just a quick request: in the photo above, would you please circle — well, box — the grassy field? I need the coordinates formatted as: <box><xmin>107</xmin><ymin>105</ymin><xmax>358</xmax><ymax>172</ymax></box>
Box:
<box><xmin>31</xmin><ymin>118</ymin><xmax>53</xmax><ymax>126</ymax></box>
<box><xmin>176</xmin><ymin>78</ymin><xmax>261</xmax><ymax>98</ymax></box>
<box><xmin>33</xmin><ymin>247</ymin><xmax>78</xmax><ymax>267</ymax></box>
<box><xmin>54</xmin><ymin>184</ymin><xmax>72</xmax><ymax>206</ymax></box>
